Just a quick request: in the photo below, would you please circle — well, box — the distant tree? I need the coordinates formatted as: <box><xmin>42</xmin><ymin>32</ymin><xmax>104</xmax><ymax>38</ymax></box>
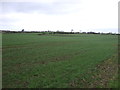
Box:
<box><xmin>57</xmin><ymin>30</ymin><xmax>59</xmax><ymax>32</ymax></box>
<box><xmin>82</xmin><ymin>32</ymin><xmax>86</xmax><ymax>34</ymax></box>
<box><xmin>21</xmin><ymin>29</ymin><xmax>24</xmax><ymax>32</ymax></box>
<box><xmin>71</xmin><ymin>29</ymin><xmax>73</xmax><ymax>32</ymax></box>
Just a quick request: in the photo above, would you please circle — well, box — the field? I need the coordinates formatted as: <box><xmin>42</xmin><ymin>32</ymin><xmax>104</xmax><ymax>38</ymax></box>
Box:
<box><xmin>2</xmin><ymin>33</ymin><xmax>118</xmax><ymax>88</ymax></box>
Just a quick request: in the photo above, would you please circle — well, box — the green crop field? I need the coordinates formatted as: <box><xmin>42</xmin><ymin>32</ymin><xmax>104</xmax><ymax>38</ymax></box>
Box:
<box><xmin>2</xmin><ymin>33</ymin><xmax>118</xmax><ymax>88</ymax></box>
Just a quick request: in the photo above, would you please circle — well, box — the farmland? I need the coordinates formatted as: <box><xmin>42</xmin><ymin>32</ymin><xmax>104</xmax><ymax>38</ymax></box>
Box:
<box><xmin>2</xmin><ymin>33</ymin><xmax>118</xmax><ymax>88</ymax></box>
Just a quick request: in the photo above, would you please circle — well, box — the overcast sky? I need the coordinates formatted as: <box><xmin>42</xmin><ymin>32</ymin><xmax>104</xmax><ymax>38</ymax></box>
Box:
<box><xmin>0</xmin><ymin>0</ymin><xmax>119</xmax><ymax>33</ymax></box>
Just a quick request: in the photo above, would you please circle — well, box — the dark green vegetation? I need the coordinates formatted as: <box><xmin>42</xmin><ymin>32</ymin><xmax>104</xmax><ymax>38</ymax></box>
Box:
<box><xmin>2</xmin><ymin>33</ymin><xmax>118</xmax><ymax>88</ymax></box>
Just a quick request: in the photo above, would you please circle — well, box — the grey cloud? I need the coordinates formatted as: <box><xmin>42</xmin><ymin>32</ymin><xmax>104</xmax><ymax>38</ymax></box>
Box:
<box><xmin>0</xmin><ymin>17</ymin><xmax>18</xmax><ymax>23</ymax></box>
<box><xmin>1</xmin><ymin>0</ymin><xmax>81</xmax><ymax>15</ymax></box>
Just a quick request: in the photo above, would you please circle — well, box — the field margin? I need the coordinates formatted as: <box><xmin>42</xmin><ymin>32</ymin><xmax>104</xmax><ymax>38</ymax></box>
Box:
<box><xmin>0</xmin><ymin>31</ymin><xmax>2</xmax><ymax>89</ymax></box>
<box><xmin>69</xmin><ymin>54</ymin><xmax>118</xmax><ymax>88</ymax></box>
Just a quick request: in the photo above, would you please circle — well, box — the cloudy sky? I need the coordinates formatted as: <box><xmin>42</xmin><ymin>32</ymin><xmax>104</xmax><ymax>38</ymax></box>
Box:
<box><xmin>0</xmin><ymin>0</ymin><xmax>119</xmax><ymax>33</ymax></box>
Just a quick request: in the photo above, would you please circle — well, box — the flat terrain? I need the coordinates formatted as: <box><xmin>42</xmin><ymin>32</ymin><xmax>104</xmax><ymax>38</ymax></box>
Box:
<box><xmin>2</xmin><ymin>33</ymin><xmax>118</xmax><ymax>88</ymax></box>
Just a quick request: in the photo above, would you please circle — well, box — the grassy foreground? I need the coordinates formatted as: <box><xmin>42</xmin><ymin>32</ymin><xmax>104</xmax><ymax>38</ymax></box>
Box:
<box><xmin>2</xmin><ymin>33</ymin><xmax>118</xmax><ymax>88</ymax></box>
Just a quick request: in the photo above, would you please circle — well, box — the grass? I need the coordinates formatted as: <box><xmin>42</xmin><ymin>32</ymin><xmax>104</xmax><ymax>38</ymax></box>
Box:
<box><xmin>2</xmin><ymin>33</ymin><xmax>118</xmax><ymax>88</ymax></box>
<box><xmin>68</xmin><ymin>54</ymin><xmax>118</xmax><ymax>88</ymax></box>
<box><xmin>108</xmin><ymin>73</ymin><xmax>118</xmax><ymax>88</ymax></box>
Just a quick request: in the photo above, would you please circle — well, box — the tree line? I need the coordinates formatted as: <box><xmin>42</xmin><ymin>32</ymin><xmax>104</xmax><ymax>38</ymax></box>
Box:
<box><xmin>0</xmin><ymin>30</ymin><xmax>119</xmax><ymax>35</ymax></box>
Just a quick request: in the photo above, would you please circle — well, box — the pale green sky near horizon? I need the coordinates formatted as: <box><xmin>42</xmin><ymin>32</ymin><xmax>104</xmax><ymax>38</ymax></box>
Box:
<box><xmin>0</xmin><ymin>0</ymin><xmax>119</xmax><ymax>33</ymax></box>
